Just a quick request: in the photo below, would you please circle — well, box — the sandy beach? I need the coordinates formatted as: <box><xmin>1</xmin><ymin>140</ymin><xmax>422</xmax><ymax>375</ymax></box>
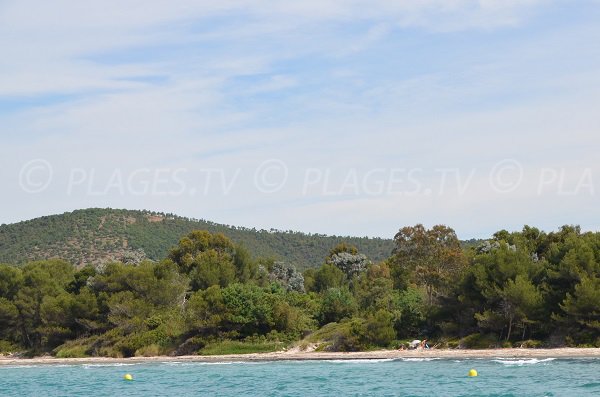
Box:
<box><xmin>2</xmin><ymin>348</ymin><xmax>600</xmax><ymax>366</ymax></box>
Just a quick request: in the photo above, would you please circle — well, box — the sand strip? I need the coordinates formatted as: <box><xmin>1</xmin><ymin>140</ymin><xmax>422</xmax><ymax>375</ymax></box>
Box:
<box><xmin>2</xmin><ymin>348</ymin><xmax>600</xmax><ymax>366</ymax></box>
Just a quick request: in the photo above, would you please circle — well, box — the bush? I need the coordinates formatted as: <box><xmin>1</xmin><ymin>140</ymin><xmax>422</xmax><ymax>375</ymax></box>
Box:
<box><xmin>361</xmin><ymin>309</ymin><xmax>396</xmax><ymax>347</ymax></box>
<box><xmin>97</xmin><ymin>347</ymin><xmax>123</xmax><ymax>358</ymax></box>
<box><xmin>459</xmin><ymin>333</ymin><xmax>500</xmax><ymax>349</ymax></box>
<box><xmin>112</xmin><ymin>328</ymin><xmax>174</xmax><ymax>357</ymax></box>
<box><xmin>135</xmin><ymin>344</ymin><xmax>162</xmax><ymax>357</ymax></box>
<box><xmin>55</xmin><ymin>345</ymin><xmax>89</xmax><ymax>358</ymax></box>
<box><xmin>0</xmin><ymin>340</ymin><xmax>21</xmax><ymax>354</ymax></box>
<box><xmin>199</xmin><ymin>340</ymin><xmax>284</xmax><ymax>355</ymax></box>
<box><xmin>304</xmin><ymin>320</ymin><xmax>364</xmax><ymax>351</ymax></box>
<box><xmin>446</xmin><ymin>340</ymin><xmax>459</xmax><ymax>349</ymax></box>
<box><xmin>305</xmin><ymin>322</ymin><xmax>349</xmax><ymax>343</ymax></box>
<box><xmin>518</xmin><ymin>339</ymin><xmax>543</xmax><ymax>348</ymax></box>
<box><xmin>174</xmin><ymin>336</ymin><xmax>207</xmax><ymax>355</ymax></box>
<box><xmin>319</xmin><ymin>288</ymin><xmax>356</xmax><ymax>325</ymax></box>
<box><xmin>428</xmin><ymin>338</ymin><xmax>458</xmax><ymax>349</ymax></box>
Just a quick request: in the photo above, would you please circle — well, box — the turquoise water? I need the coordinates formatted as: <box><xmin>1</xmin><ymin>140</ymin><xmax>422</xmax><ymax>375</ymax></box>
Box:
<box><xmin>1</xmin><ymin>358</ymin><xmax>599</xmax><ymax>396</ymax></box>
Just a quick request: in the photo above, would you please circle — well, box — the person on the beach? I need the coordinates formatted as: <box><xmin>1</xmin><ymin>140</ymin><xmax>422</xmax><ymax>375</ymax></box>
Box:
<box><xmin>409</xmin><ymin>340</ymin><xmax>421</xmax><ymax>349</ymax></box>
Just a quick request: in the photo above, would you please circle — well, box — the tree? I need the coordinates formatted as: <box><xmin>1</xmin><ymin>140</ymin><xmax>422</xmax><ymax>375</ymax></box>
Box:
<box><xmin>185</xmin><ymin>286</ymin><xmax>226</xmax><ymax>336</ymax></box>
<box><xmin>353</xmin><ymin>262</ymin><xmax>397</xmax><ymax>312</ymax></box>
<box><xmin>169</xmin><ymin>231</ymin><xmax>237</xmax><ymax>290</ymax></box>
<box><xmin>391</xmin><ymin>224</ymin><xmax>464</xmax><ymax>304</ymax></box>
<box><xmin>465</xmin><ymin>242</ymin><xmax>545</xmax><ymax>340</ymax></box>
<box><xmin>269</xmin><ymin>262</ymin><xmax>305</xmax><ymax>293</ymax></box>
<box><xmin>319</xmin><ymin>287</ymin><xmax>356</xmax><ymax>325</ymax></box>
<box><xmin>90</xmin><ymin>261</ymin><xmax>188</xmax><ymax>308</ymax></box>
<box><xmin>220</xmin><ymin>283</ymin><xmax>274</xmax><ymax>336</ymax></box>
<box><xmin>232</xmin><ymin>245</ymin><xmax>257</xmax><ymax>283</ymax></box>
<box><xmin>13</xmin><ymin>260</ymin><xmax>75</xmax><ymax>349</ymax></box>
<box><xmin>311</xmin><ymin>264</ymin><xmax>345</xmax><ymax>293</ymax></box>
<box><xmin>560</xmin><ymin>277</ymin><xmax>600</xmax><ymax>332</ymax></box>
<box><xmin>498</xmin><ymin>275</ymin><xmax>542</xmax><ymax>341</ymax></box>
<box><xmin>361</xmin><ymin>309</ymin><xmax>396</xmax><ymax>346</ymax></box>
<box><xmin>328</xmin><ymin>252</ymin><xmax>370</xmax><ymax>279</ymax></box>
<box><xmin>188</xmin><ymin>250</ymin><xmax>236</xmax><ymax>291</ymax></box>
<box><xmin>0</xmin><ymin>264</ymin><xmax>23</xmax><ymax>300</ymax></box>
<box><xmin>326</xmin><ymin>243</ymin><xmax>358</xmax><ymax>262</ymax></box>
<box><xmin>0</xmin><ymin>297</ymin><xmax>19</xmax><ymax>342</ymax></box>
<box><xmin>394</xmin><ymin>288</ymin><xmax>426</xmax><ymax>338</ymax></box>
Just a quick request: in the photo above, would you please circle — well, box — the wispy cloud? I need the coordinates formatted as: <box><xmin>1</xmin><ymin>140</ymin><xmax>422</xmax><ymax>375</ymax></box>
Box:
<box><xmin>1</xmin><ymin>0</ymin><xmax>599</xmax><ymax>238</ymax></box>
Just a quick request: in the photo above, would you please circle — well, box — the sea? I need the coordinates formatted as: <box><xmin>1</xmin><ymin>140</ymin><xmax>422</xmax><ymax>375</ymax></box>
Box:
<box><xmin>1</xmin><ymin>357</ymin><xmax>599</xmax><ymax>396</ymax></box>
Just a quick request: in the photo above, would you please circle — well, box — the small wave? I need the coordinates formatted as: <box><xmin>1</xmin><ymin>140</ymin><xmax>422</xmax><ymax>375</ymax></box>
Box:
<box><xmin>493</xmin><ymin>358</ymin><xmax>556</xmax><ymax>366</ymax></box>
<box><xmin>161</xmin><ymin>361</ymin><xmax>249</xmax><ymax>366</ymax></box>
<box><xmin>400</xmin><ymin>358</ymin><xmax>442</xmax><ymax>362</ymax></box>
<box><xmin>2</xmin><ymin>364</ymin><xmax>83</xmax><ymax>369</ymax></box>
<box><xmin>82</xmin><ymin>363</ymin><xmax>137</xmax><ymax>368</ymax></box>
<box><xmin>322</xmin><ymin>359</ymin><xmax>396</xmax><ymax>364</ymax></box>
<box><xmin>580</xmin><ymin>382</ymin><xmax>600</xmax><ymax>388</ymax></box>
<box><xmin>159</xmin><ymin>359</ymin><xmax>395</xmax><ymax>366</ymax></box>
<box><xmin>0</xmin><ymin>365</ymin><xmax>41</xmax><ymax>369</ymax></box>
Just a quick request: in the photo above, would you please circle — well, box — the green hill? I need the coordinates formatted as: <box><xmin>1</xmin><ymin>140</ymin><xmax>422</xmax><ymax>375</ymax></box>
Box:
<box><xmin>0</xmin><ymin>208</ymin><xmax>395</xmax><ymax>269</ymax></box>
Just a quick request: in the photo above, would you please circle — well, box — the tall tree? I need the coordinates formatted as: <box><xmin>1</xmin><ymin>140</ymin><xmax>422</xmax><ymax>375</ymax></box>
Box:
<box><xmin>169</xmin><ymin>231</ymin><xmax>237</xmax><ymax>290</ymax></box>
<box><xmin>391</xmin><ymin>224</ymin><xmax>464</xmax><ymax>304</ymax></box>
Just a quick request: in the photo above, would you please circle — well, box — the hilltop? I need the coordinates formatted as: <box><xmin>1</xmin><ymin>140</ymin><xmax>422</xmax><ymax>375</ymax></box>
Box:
<box><xmin>0</xmin><ymin>208</ymin><xmax>394</xmax><ymax>269</ymax></box>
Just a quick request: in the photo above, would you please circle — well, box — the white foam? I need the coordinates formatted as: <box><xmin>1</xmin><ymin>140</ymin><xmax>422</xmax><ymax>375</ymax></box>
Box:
<box><xmin>82</xmin><ymin>363</ymin><xmax>137</xmax><ymax>368</ymax></box>
<box><xmin>492</xmin><ymin>358</ymin><xmax>556</xmax><ymax>366</ymax></box>
<box><xmin>400</xmin><ymin>358</ymin><xmax>442</xmax><ymax>362</ymax></box>
<box><xmin>161</xmin><ymin>361</ymin><xmax>249</xmax><ymax>366</ymax></box>
<box><xmin>322</xmin><ymin>359</ymin><xmax>396</xmax><ymax>364</ymax></box>
<box><xmin>1</xmin><ymin>364</ymin><xmax>77</xmax><ymax>369</ymax></box>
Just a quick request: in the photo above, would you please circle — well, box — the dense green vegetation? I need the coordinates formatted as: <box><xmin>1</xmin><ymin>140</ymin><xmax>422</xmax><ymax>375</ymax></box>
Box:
<box><xmin>0</xmin><ymin>208</ymin><xmax>394</xmax><ymax>270</ymax></box>
<box><xmin>1</xmin><ymin>224</ymin><xmax>599</xmax><ymax>358</ymax></box>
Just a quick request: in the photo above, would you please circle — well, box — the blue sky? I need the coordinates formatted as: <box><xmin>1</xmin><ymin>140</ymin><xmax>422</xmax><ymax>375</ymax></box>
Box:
<box><xmin>1</xmin><ymin>0</ymin><xmax>599</xmax><ymax>239</ymax></box>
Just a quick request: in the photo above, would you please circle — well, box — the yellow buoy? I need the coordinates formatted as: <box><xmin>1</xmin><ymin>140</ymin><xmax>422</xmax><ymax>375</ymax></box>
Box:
<box><xmin>468</xmin><ymin>369</ymin><xmax>478</xmax><ymax>377</ymax></box>
<box><xmin>123</xmin><ymin>374</ymin><xmax>134</xmax><ymax>381</ymax></box>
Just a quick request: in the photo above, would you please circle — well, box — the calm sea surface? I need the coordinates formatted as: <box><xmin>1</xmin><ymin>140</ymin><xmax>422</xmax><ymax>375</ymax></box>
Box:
<box><xmin>1</xmin><ymin>357</ymin><xmax>599</xmax><ymax>396</ymax></box>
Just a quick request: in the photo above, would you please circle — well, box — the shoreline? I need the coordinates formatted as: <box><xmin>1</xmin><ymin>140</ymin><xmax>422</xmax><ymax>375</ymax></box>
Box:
<box><xmin>2</xmin><ymin>348</ymin><xmax>600</xmax><ymax>366</ymax></box>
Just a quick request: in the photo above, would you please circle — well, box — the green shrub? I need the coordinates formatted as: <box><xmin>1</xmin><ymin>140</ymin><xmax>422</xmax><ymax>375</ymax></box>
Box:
<box><xmin>518</xmin><ymin>339</ymin><xmax>543</xmax><ymax>348</ymax></box>
<box><xmin>199</xmin><ymin>340</ymin><xmax>284</xmax><ymax>355</ymax></box>
<box><xmin>135</xmin><ymin>344</ymin><xmax>162</xmax><ymax>357</ymax></box>
<box><xmin>361</xmin><ymin>309</ymin><xmax>396</xmax><ymax>347</ymax></box>
<box><xmin>446</xmin><ymin>340</ymin><xmax>459</xmax><ymax>349</ymax></box>
<box><xmin>305</xmin><ymin>321</ymin><xmax>352</xmax><ymax>343</ymax></box>
<box><xmin>97</xmin><ymin>346</ymin><xmax>123</xmax><ymax>358</ymax></box>
<box><xmin>0</xmin><ymin>340</ymin><xmax>21</xmax><ymax>354</ymax></box>
<box><xmin>174</xmin><ymin>336</ymin><xmax>207</xmax><ymax>355</ymax></box>
<box><xmin>459</xmin><ymin>333</ymin><xmax>499</xmax><ymax>349</ymax></box>
<box><xmin>428</xmin><ymin>338</ymin><xmax>458</xmax><ymax>349</ymax></box>
<box><xmin>112</xmin><ymin>328</ymin><xmax>175</xmax><ymax>357</ymax></box>
<box><xmin>303</xmin><ymin>319</ymin><xmax>364</xmax><ymax>351</ymax></box>
<box><xmin>55</xmin><ymin>345</ymin><xmax>89</xmax><ymax>358</ymax></box>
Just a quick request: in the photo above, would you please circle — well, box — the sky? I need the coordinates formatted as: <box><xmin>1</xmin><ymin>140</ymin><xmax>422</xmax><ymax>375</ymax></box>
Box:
<box><xmin>1</xmin><ymin>0</ymin><xmax>599</xmax><ymax>239</ymax></box>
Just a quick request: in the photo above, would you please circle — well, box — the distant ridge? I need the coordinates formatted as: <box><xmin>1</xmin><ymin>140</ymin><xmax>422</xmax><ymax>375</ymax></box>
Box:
<box><xmin>0</xmin><ymin>208</ymin><xmax>395</xmax><ymax>269</ymax></box>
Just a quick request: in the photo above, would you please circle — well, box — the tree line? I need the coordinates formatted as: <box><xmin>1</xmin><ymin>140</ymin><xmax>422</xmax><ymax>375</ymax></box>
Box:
<box><xmin>0</xmin><ymin>224</ymin><xmax>599</xmax><ymax>357</ymax></box>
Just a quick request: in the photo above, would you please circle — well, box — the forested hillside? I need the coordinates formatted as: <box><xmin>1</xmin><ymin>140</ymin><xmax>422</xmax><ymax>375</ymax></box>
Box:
<box><xmin>1</xmin><ymin>224</ymin><xmax>599</xmax><ymax>358</ymax></box>
<box><xmin>0</xmin><ymin>208</ymin><xmax>394</xmax><ymax>269</ymax></box>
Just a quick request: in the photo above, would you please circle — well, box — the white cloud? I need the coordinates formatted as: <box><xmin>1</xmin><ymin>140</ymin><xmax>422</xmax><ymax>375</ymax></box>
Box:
<box><xmin>1</xmin><ymin>0</ymin><xmax>599</xmax><ymax>238</ymax></box>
